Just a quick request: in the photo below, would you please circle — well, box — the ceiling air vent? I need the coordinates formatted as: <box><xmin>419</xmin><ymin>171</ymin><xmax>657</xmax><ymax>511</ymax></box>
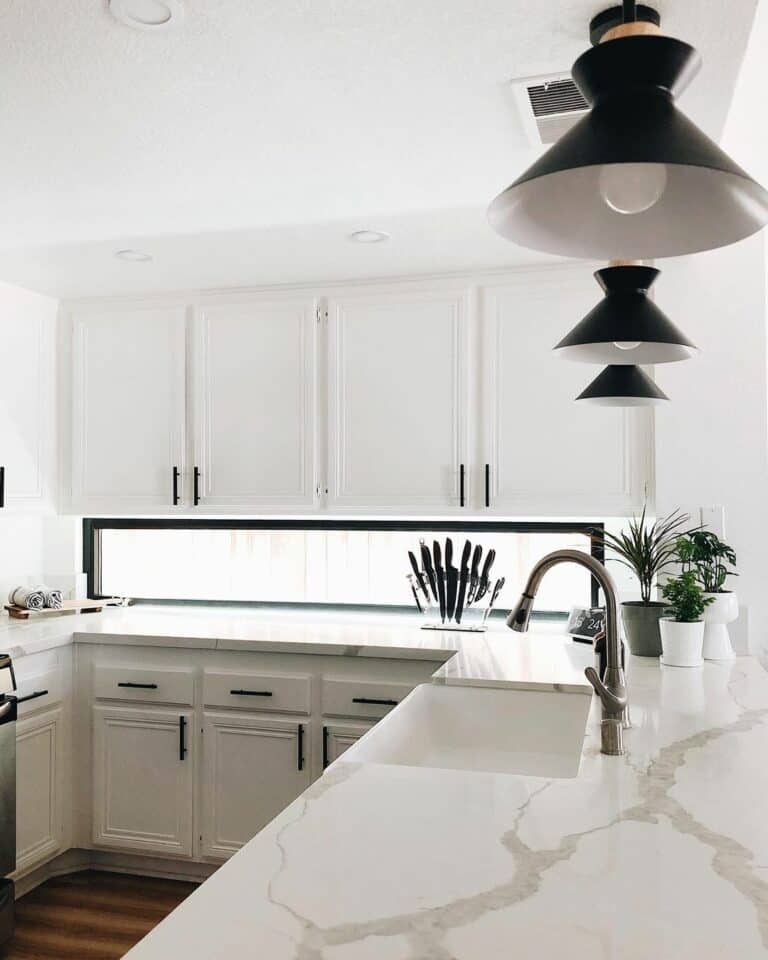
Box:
<box><xmin>511</xmin><ymin>73</ymin><xmax>589</xmax><ymax>146</ymax></box>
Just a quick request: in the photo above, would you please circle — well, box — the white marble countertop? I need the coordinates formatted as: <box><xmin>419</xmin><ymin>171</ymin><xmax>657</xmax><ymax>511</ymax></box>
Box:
<box><xmin>6</xmin><ymin>604</ymin><xmax>766</xmax><ymax>956</ymax></box>
<box><xmin>121</xmin><ymin>649</ymin><xmax>768</xmax><ymax>959</ymax></box>
<box><xmin>0</xmin><ymin>604</ymin><xmax>589</xmax><ymax>694</ymax></box>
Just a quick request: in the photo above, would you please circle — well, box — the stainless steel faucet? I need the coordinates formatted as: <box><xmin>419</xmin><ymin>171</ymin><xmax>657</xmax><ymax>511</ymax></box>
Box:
<box><xmin>506</xmin><ymin>550</ymin><xmax>628</xmax><ymax>756</ymax></box>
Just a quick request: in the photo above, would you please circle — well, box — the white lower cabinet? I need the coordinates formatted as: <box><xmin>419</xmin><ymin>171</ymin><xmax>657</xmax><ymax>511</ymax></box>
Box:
<box><xmin>323</xmin><ymin>721</ymin><xmax>373</xmax><ymax>768</ymax></box>
<box><xmin>92</xmin><ymin>706</ymin><xmax>194</xmax><ymax>858</ymax></box>
<box><xmin>200</xmin><ymin>713</ymin><xmax>311</xmax><ymax>860</ymax></box>
<box><xmin>16</xmin><ymin>707</ymin><xmax>64</xmax><ymax>873</ymax></box>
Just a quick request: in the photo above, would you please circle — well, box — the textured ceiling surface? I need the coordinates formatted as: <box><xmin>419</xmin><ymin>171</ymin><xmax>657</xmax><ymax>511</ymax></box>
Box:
<box><xmin>0</xmin><ymin>0</ymin><xmax>757</xmax><ymax>296</ymax></box>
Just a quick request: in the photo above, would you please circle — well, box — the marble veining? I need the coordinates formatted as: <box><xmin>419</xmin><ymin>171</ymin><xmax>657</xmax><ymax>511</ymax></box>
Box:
<box><xmin>120</xmin><ymin>642</ymin><xmax>768</xmax><ymax>959</ymax></box>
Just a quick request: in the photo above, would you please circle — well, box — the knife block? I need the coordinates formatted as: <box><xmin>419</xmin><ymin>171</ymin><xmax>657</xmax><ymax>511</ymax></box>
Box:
<box><xmin>408</xmin><ymin>573</ymin><xmax>491</xmax><ymax>632</ymax></box>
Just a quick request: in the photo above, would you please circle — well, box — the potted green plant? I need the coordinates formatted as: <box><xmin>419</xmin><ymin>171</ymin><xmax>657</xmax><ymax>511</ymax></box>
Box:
<box><xmin>593</xmin><ymin>507</ymin><xmax>690</xmax><ymax>657</ymax></box>
<box><xmin>660</xmin><ymin>571</ymin><xmax>713</xmax><ymax>667</ymax></box>
<box><xmin>676</xmin><ymin>531</ymin><xmax>738</xmax><ymax>660</ymax></box>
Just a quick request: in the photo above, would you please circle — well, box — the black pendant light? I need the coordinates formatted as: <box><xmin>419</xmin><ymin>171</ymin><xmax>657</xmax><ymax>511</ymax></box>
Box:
<box><xmin>554</xmin><ymin>263</ymin><xmax>696</xmax><ymax>364</ymax></box>
<box><xmin>487</xmin><ymin>3</ymin><xmax>768</xmax><ymax>260</ymax></box>
<box><xmin>575</xmin><ymin>364</ymin><xmax>668</xmax><ymax>406</ymax></box>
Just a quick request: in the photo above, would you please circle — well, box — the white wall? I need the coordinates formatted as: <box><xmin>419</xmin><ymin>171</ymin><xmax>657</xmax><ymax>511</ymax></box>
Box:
<box><xmin>655</xmin><ymin>233</ymin><xmax>768</xmax><ymax>654</ymax></box>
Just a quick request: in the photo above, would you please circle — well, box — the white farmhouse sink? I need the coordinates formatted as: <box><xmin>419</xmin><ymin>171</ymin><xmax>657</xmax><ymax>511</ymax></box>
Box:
<box><xmin>342</xmin><ymin>683</ymin><xmax>591</xmax><ymax>779</ymax></box>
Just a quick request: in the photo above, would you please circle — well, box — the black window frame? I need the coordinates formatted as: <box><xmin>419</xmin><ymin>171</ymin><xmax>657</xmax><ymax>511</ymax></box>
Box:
<box><xmin>83</xmin><ymin>517</ymin><xmax>604</xmax><ymax>612</ymax></box>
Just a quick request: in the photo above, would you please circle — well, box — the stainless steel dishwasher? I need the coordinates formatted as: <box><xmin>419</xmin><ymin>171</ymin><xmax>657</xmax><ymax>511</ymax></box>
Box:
<box><xmin>0</xmin><ymin>653</ymin><xmax>18</xmax><ymax>947</ymax></box>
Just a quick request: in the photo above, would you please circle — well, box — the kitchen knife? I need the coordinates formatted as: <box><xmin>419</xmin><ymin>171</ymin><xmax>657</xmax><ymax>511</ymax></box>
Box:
<box><xmin>408</xmin><ymin>550</ymin><xmax>431</xmax><ymax>602</ymax></box>
<box><xmin>455</xmin><ymin>540</ymin><xmax>472</xmax><ymax>624</ymax></box>
<box><xmin>420</xmin><ymin>540</ymin><xmax>438</xmax><ymax>602</ymax></box>
<box><xmin>467</xmin><ymin>544</ymin><xmax>483</xmax><ymax>605</ymax></box>
<box><xmin>488</xmin><ymin>576</ymin><xmax>505</xmax><ymax>610</ymax></box>
<box><xmin>433</xmin><ymin>540</ymin><xmax>446</xmax><ymax>623</ymax></box>
<box><xmin>475</xmin><ymin>549</ymin><xmax>496</xmax><ymax>603</ymax></box>
<box><xmin>408</xmin><ymin>576</ymin><xmax>424</xmax><ymax>613</ymax></box>
<box><xmin>445</xmin><ymin>537</ymin><xmax>453</xmax><ymax>571</ymax></box>
<box><xmin>446</xmin><ymin>565</ymin><xmax>458</xmax><ymax>621</ymax></box>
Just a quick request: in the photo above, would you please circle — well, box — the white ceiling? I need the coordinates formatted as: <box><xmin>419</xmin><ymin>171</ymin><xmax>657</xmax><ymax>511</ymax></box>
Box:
<box><xmin>0</xmin><ymin>0</ymin><xmax>757</xmax><ymax>298</ymax></box>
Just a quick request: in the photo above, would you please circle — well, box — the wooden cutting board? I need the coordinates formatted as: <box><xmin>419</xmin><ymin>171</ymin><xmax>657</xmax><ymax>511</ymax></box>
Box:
<box><xmin>4</xmin><ymin>597</ymin><xmax>128</xmax><ymax>620</ymax></box>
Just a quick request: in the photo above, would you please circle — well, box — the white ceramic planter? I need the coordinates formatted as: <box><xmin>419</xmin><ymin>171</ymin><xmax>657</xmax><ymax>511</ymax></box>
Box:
<box><xmin>702</xmin><ymin>592</ymin><xmax>738</xmax><ymax>661</ymax></box>
<box><xmin>660</xmin><ymin>618</ymin><xmax>705</xmax><ymax>668</ymax></box>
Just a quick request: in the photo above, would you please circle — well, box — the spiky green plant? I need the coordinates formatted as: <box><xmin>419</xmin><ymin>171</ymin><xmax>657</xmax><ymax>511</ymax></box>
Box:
<box><xmin>592</xmin><ymin>507</ymin><xmax>691</xmax><ymax>604</ymax></box>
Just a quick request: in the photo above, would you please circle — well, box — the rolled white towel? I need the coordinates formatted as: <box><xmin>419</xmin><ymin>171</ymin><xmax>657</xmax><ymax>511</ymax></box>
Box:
<box><xmin>9</xmin><ymin>585</ymin><xmax>45</xmax><ymax>610</ymax></box>
<box><xmin>44</xmin><ymin>589</ymin><xmax>63</xmax><ymax>609</ymax></box>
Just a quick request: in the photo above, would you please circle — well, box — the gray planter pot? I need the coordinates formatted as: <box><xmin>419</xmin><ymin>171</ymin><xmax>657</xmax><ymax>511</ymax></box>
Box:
<box><xmin>621</xmin><ymin>601</ymin><xmax>667</xmax><ymax>657</ymax></box>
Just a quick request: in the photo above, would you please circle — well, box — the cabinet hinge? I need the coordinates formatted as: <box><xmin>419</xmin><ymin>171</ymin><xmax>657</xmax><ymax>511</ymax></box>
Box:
<box><xmin>316</xmin><ymin>306</ymin><xmax>328</xmax><ymax>324</ymax></box>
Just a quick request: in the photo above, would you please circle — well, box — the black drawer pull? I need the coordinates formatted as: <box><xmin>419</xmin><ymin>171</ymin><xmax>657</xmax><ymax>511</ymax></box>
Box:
<box><xmin>485</xmin><ymin>463</ymin><xmax>490</xmax><ymax>508</ymax></box>
<box><xmin>459</xmin><ymin>463</ymin><xmax>465</xmax><ymax>507</ymax></box>
<box><xmin>15</xmin><ymin>689</ymin><xmax>48</xmax><ymax>705</ymax></box>
<box><xmin>118</xmin><ymin>682</ymin><xmax>158</xmax><ymax>690</ymax></box>
<box><xmin>322</xmin><ymin>725</ymin><xmax>329</xmax><ymax>769</ymax></box>
<box><xmin>193</xmin><ymin>466</ymin><xmax>201</xmax><ymax>506</ymax></box>
<box><xmin>172</xmin><ymin>466</ymin><xmax>180</xmax><ymax>506</ymax></box>
<box><xmin>297</xmin><ymin>723</ymin><xmax>304</xmax><ymax>771</ymax></box>
<box><xmin>230</xmin><ymin>689</ymin><xmax>273</xmax><ymax>697</ymax></box>
<box><xmin>0</xmin><ymin>466</ymin><xmax>5</xmax><ymax>509</ymax></box>
<box><xmin>179</xmin><ymin>715</ymin><xmax>187</xmax><ymax>761</ymax></box>
<box><xmin>352</xmin><ymin>697</ymin><xmax>399</xmax><ymax>706</ymax></box>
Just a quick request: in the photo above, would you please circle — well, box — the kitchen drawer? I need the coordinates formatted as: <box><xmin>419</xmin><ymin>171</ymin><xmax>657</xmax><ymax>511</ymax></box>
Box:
<box><xmin>93</xmin><ymin>665</ymin><xmax>194</xmax><ymax>706</ymax></box>
<box><xmin>15</xmin><ymin>667</ymin><xmax>63</xmax><ymax>718</ymax></box>
<box><xmin>321</xmin><ymin>678</ymin><xmax>413</xmax><ymax>720</ymax></box>
<box><xmin>203</xmin><ymin>670</ymin><xmax>311</xmax><ymax>715</ymax></box>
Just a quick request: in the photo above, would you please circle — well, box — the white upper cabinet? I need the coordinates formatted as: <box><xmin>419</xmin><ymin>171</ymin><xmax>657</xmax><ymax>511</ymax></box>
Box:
<box><xmin>479</xmin><ymin>270</ymin><xmax>652</xmax><ymax>516</ymax></box>
<box><xmin>71</xmin><ymin>305</ymin><xmax>187</xmax><ymax>511</ymax></box>
<box><xmin>0</xmin><ymin>284</ymin><xmax>56</xmax><ymax>511</ymax></box>
<box><xmin>326</xmin><ymin>284</ymin><xmax>471</xmax><ymax>511</ymax></box>
<box><xmin>192</xmin><ymin>297</ymin><xmax>318</xmax><ymax>509</ymax></box>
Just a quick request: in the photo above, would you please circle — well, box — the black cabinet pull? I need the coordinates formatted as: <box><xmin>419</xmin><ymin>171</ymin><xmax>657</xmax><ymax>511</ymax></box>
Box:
<box><xmin>15</xmin><ymin>689</ymin><xmax>48</xmax><ymax>705</ymax></box>
<box><xmin>297</xmin><ymin>723</ymin><xmax>304</xmax><ymax>771</ymax></box>
<box><xmin>322</xmin><ymin>725</ymin><xmax>329</xmax><ymax>769</ymax></box>
<box><xmin>0</xmin><ymin>466</ymin><xmax>5</xmax><ymax>509</ymax></box>
<box><xmin>118</xmin><ymin>682</ymin><xmax>158</xmax><ymax>690</ymax></box>
<box><xmin>229</xmin><ymin>689</ymin><xmax>272</xmax><ymax>698</ymax></box>
<box><xmin>484</xmin><ymin>463</ymin><xmax>490</xmax><ymax>508</ymax></box>
<box><xmin>179</xmin><ymin>715</ymin><xmax>187</xmax><ymax>761</ymax></box>
<box><xmin>172</xmin><ymin>466</ymin><xmax>180</xmax><ymax>505</ymax></box>
<box><xmin>193</xmin><ymin>467</ymin><xmax>201</xmax><ymax>506</ymax></box>
<box><xmin>459</xmin><ymin>463</ymin><xmax>465</xmax><ymax>507</ymax></box>
<box><xmin>352</xmin><ymin>697</ymin><xmax>399</xmax><ymax>707</ymax></box>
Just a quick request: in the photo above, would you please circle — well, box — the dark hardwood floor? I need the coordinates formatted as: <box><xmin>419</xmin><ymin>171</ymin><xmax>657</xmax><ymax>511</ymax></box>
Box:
<box><xmin>0</xmin><ymin>871</ymin><xmax>197</xmax><ymax>960</ymax></box>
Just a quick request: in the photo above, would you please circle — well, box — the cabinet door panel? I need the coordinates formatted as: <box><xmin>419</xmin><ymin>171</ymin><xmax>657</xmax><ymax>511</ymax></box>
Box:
<box><xmin>72</xmin><ymin>306</ymin><xmax>186</xmax><ymax>510</ymax></box>
<box><xmin>16</xmin><ymin>708</ymin><xmax>63</xmax><ymax>874</ymax></box>
<box><xmin>201</xmin><ymin>713</ymin><xmax>311</xmax><ymax>860</ymax></box>
<box><xmin>481</xmin><ymin>272</ymin><xmax>652</xmax><ymax>515</ymax></box>
<box><xmin>327</xmin><ymin>286</ymin><xmax>470</xmax><ymax>510</ymax></box>
<box><xmin>323</xmin><ymin>721</ymin><xmax>373</xmax><ymax>768</ymax></box>
<box><xmin>0</xmin><ymin>286</ymin><xmax>56</xmax><ymax>507</ymax></box>
<box><xmin>92</xmin><ymin>706</ymin><xmax>193</xmax><ymax>857</ymax></box>
<box><xmin>193</xmin><ymin>298</ymin><xmax>318</xmax><ymax>508</ymax></box>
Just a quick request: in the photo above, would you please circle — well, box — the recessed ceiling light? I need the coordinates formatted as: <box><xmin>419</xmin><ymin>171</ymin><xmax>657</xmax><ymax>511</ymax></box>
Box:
<box><xmin>348</xmin><ymin>230</ymin><xmax>390</xmax><ymax>244</ymax></box>
<box><xmin>114</xmin><ymin>249</ymin><xmax>153</xmax><ymax>263</ymax></box>
<box><xmin>108</xmin><ymin>0</ymin><xmax>184</xmax><ymax>32</ymax></box>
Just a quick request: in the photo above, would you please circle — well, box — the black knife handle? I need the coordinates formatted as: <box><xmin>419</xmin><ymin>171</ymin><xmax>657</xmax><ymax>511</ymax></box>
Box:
<box><xmin>485</xmin><ymin>463</ymin><xmax>490</xmax><ymax>508</ymax></box>
<box><xmin>459</xmin><ymin>464</ymin><xmax>465</xmax><ymax>507</ymax></box>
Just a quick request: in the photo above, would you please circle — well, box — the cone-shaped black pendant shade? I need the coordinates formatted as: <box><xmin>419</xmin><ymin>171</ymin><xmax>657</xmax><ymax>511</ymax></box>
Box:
<box><xmin>575</xmin><ymin>364</ymin><xmax>669</xmax><ymax>406</ymax></box>
<box><xmin>488</xmin><ymin>36</ymin><xmax>768</xmax><ymax>259</ymax></box>
<box><xmin>555</xmin><ymin>265</ymin><xmax>697</xmax><ymax>364</ymax></box>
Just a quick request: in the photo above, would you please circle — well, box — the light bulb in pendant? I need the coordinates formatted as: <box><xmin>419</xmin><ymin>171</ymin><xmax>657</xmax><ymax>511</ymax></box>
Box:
<box><xmin>613</xmin><ymin>340</ymin><xmax>642</xmax><ymax>351</ymax></box>
<box><xmin>600</xmin><ymin>163</ymin><xmax>668</xmax><ymax>215</ymax></box>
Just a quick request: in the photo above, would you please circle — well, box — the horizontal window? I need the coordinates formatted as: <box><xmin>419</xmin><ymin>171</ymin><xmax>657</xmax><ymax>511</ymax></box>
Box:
<box><xmin>86</xmin><ymin>520</ymin><xmax>603</xmax><ymax>617</ymax></box>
